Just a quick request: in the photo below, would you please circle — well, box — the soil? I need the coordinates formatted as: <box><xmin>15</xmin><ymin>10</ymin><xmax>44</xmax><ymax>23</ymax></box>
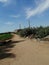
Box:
<box><xmin>0</xmin><ymin>34</ymin><xmax>49</xmax><ymax>65</ymax></box>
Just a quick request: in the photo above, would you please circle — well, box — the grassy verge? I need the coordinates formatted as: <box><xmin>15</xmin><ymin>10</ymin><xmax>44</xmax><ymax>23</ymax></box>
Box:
<box><xmin>0</xmin><ymin>33</ymin><xmax>13</xmax><ymax>41</ymax></box>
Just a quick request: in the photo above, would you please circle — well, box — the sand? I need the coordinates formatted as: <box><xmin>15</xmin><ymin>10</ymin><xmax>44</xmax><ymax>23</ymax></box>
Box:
<box><xmin>0</xmin><ymin>34</ymin><xmax>49</xmax><ymax>65</ymax></box>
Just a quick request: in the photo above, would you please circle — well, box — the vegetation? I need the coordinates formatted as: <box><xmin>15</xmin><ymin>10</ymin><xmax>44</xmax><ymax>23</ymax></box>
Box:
<box><xmin>16</xmin><ymin>26</ymin><xmax>49</xmax><ymax>39</ymax></box>
<box><xmin>0</xmin><ymin>33</ymin><xmax>12</xmax><ymax>41</ymax></box>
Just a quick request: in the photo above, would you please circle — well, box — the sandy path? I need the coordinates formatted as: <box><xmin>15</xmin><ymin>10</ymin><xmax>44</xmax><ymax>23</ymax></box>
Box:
<box><xmin>0</xmin><ymin>34</ymin><xmax>49</xmax><ymax>65</ymax></box>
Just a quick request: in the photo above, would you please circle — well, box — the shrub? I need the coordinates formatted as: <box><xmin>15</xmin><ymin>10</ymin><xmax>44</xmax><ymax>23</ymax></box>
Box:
<box><xmin>16</xmin><ymin>26</ymin><xmax>49</xmax><ymax>38</ymax></box>
<box><xmin>0</xmin><ymin>33</ymin><xmax>12</xmax><ymax>41</ymax></box>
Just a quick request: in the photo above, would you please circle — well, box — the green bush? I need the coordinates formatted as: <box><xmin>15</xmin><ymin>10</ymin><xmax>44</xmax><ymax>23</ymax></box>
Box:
<box><xmin>16</xmin><ymin>26</ymin><xmax>49</xmax><ymax>38</ymax></box>
<box><xmin>17</xmin><ymin>28</ymin><xmax>33</xmax><ymax>37</ymax></box>
<box><xmin>0</xmin><ymin>33</ymin><xmax>12</xmax><ymax>41</ymax></box>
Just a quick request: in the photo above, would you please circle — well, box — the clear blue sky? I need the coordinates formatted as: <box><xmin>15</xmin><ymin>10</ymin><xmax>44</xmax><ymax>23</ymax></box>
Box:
<box><xmin>0</xmin><ymin>0</ymin><xmax>49</xmax><ymax>33</ymax></box>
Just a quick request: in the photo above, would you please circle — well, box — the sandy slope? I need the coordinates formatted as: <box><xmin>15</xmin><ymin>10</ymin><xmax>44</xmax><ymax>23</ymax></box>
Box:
<box><xmin>0</xmin><ymin>34</ymin><xmax>49</xmax><ymax>65</ymax></box>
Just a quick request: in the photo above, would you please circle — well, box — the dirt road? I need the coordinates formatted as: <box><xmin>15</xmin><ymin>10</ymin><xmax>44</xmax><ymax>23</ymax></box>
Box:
<box><xmin>0</xmin><ymin>34</ymin><xmax>49</xmax><ymax>65</ymax></box>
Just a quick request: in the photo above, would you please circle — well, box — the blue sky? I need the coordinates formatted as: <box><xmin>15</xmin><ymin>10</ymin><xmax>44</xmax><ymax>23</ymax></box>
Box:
<box><xmin>0</xmin><ymin>0</ymin><xmax>49</xmax><ymax>33</ymax></box>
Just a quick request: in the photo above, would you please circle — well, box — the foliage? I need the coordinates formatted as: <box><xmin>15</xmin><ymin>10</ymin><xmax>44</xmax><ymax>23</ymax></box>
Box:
<box><xmin>0</xmin><ymin>33</ymin><xmax>12</xmax><ymax>41</ymax></box>
<box><xmin>16</xmin><ymin>26</ymin><xmax>49</xmax><ymax>38</ymax></box>
<box><xmin>17</xmin><ymin>28</ymin><xmax>33</xmax><ymax>37</ymax></box>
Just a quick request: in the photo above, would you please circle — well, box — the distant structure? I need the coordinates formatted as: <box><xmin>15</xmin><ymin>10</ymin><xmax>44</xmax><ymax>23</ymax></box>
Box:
<box><xmin>28</xmin><ymin>20</ymin><xmax>31</xmax><ymax>28</ymax></box>
<box><xmin>14</xmin><ymin>24</ymin><xmax>21</xmax><ymax>33</ymax></box>
<box><xmin>19</xmin><ymin>24</ymin><xmax>21</xmax><ymax>29</ymax></box>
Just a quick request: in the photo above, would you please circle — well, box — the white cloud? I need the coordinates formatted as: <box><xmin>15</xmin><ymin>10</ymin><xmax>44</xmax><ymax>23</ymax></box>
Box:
<box><xmin>25</xmin><ymin>0</ymin><xmax>49</xmax><ymax>19</ymax></box>
<box><xmin>5</xmin><ymin>22</ymin><xmax>14</xmax><ymax>26</ymax></box>
<box><xmin>10</xmin><ymin>15</ymin><xmax>20</xmax><ymax>18</ymax></box>
<box><xmin>34</xmin><ymin>0</ymin><xmax>44</xmax><ymax>5</ymax></box>
<box><xmin>0</xmin><ymin>0</ymin><xmax>11</xmax><ymax>6</ymax></box>
<box><xmin>0</xmin><ymin>0</ymin><xmax>8</xmax><ymax>3</ymax></box>
<box><xmin>0</xmin><ymin>0</ymin><xmax>16</xmax><ymax>7</ymax></box>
